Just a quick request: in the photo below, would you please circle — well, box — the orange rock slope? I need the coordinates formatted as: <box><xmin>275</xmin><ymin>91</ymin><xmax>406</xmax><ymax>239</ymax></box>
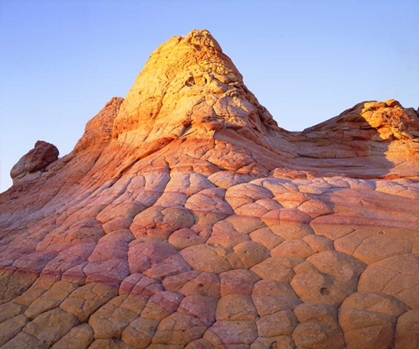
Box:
<box><xmin>0</xmin><ymin>29</ymin><xmax>418</xmax><ymax>349</ymax></box>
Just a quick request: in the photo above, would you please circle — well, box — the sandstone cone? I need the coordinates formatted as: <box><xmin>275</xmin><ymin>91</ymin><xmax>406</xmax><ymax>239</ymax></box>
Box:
<box><xmin>0</xmin><ymin>29</ymin><xmax>418</xmax><ymax>349</ymax></box>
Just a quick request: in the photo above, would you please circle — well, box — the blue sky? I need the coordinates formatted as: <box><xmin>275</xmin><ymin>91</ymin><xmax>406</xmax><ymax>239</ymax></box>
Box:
<box><xmin>1</xmin><ymin>0</ymin><xmax>418</xmax><ymax>191</ymax></box>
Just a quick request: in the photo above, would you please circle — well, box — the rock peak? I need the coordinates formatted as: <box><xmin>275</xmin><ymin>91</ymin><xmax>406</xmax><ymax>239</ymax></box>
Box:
<box><xmin>111</xmin><ymin>29</ymin><xmax>280</xmax><ymax>149</ymax></box>
<box><xmin>183</xmin><ymin>29</ymin><xmax>223</xmax><ymax>52</ymax></box>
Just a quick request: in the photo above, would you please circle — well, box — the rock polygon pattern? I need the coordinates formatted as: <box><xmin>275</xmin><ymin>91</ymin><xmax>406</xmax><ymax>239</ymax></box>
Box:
<box><xmin>0</xmin><ymin>29</ymin><xmax>418</xmax><ymax>349</ymax></box>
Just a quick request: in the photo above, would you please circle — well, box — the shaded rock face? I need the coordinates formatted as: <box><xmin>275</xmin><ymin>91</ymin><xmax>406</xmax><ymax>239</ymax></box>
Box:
<box><xmin>10</xmin><ymin>141</ymin><xmax>59</xmax><ymax>184</ymax></box>
<box><xmin>74</xmin><ymin>97</ymin><xmax>124</xmax><ymax>153</ymax></box>
<box><xmin>0</xmin><ymin>29</ymin><xmax>418</xmax><ymax>349</ymax></box>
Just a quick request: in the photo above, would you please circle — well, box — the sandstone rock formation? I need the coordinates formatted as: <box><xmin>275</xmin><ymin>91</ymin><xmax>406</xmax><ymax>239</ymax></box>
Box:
<box><xmin>0</xmin><ymin>29</ymin><xmax>418</xmax><ymax>349</ymax></box>
<box><xmin>10</xmin><ymin>140</ymin><xmax>59</xmax><ymax>185</ymax></box>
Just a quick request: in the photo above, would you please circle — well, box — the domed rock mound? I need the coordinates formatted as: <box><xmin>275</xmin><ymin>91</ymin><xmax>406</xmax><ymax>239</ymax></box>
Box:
<box><xmin>0</xmin><ymin>29</ymin><xmax>418</xmax><ymax>349</ymax></box>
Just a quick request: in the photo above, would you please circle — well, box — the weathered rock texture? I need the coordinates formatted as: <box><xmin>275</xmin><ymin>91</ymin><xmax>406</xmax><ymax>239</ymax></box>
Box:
<box><xmin>0</xmin><ymin>29</ymin><xmax>418</xmax><ymax>349</ymax></box>
<box><xmin>10</xmin><ymin>140</ymin><xmax>59</xmax><ymax>184</ymax></box>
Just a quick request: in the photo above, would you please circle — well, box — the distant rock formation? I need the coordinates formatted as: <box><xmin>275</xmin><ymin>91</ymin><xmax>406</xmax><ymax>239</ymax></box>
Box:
<box><xmin>0</xmin><ymin>29</ymin><xmax>418</xmax><ymax>349</ymax></box>
<box><xmin>304</xmin><ymin>99</ymin><xmax>418</xmax><ymax>141</ymax></box>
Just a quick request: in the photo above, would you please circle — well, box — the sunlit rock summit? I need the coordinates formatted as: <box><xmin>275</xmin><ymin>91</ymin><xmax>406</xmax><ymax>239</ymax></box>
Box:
<box><xmin>0</xmin><ymin>29</ymin><xmax>418</xmax><ymax>349</ymax></box>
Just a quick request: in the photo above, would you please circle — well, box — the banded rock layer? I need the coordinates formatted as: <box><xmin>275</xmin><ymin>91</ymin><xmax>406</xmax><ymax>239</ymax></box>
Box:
<box><xmin>0</xmin><ymin>29</ymin><xmax>418</xmax><ymax>349</ymax></box>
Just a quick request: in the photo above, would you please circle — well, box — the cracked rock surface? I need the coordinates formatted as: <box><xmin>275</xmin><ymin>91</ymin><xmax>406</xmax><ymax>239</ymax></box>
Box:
<box><xmin>0</xmin><ymin>29</ymin><xmax>418</xmax><ymax>349</ymax></box>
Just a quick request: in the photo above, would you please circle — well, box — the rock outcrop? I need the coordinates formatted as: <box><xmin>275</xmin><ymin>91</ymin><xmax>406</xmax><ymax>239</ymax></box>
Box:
<box><xmin>74</xmin><ymin>97</ymin><xmax>124</xmax><ymax>153</ymax></box>
<box><xmin>112</xmin><ymin>30</ymin><xmax>280</xmax><ymax>144</ymax></box>
<box><xmin>0</xmin><ymin>29</ymin><xmax>418</xmax><ymax>349</ymax></box>
<box><xmin>10</xmin><ymin>140</ymin><xmax>59</xmax><ymax>185</ymax></box>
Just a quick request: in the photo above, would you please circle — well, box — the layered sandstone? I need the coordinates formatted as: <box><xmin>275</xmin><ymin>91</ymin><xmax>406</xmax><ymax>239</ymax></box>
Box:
<box><xmin>0</xmin><ymin>29</ymin><xmax>418</xmax><ymax>349</ymax></box>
